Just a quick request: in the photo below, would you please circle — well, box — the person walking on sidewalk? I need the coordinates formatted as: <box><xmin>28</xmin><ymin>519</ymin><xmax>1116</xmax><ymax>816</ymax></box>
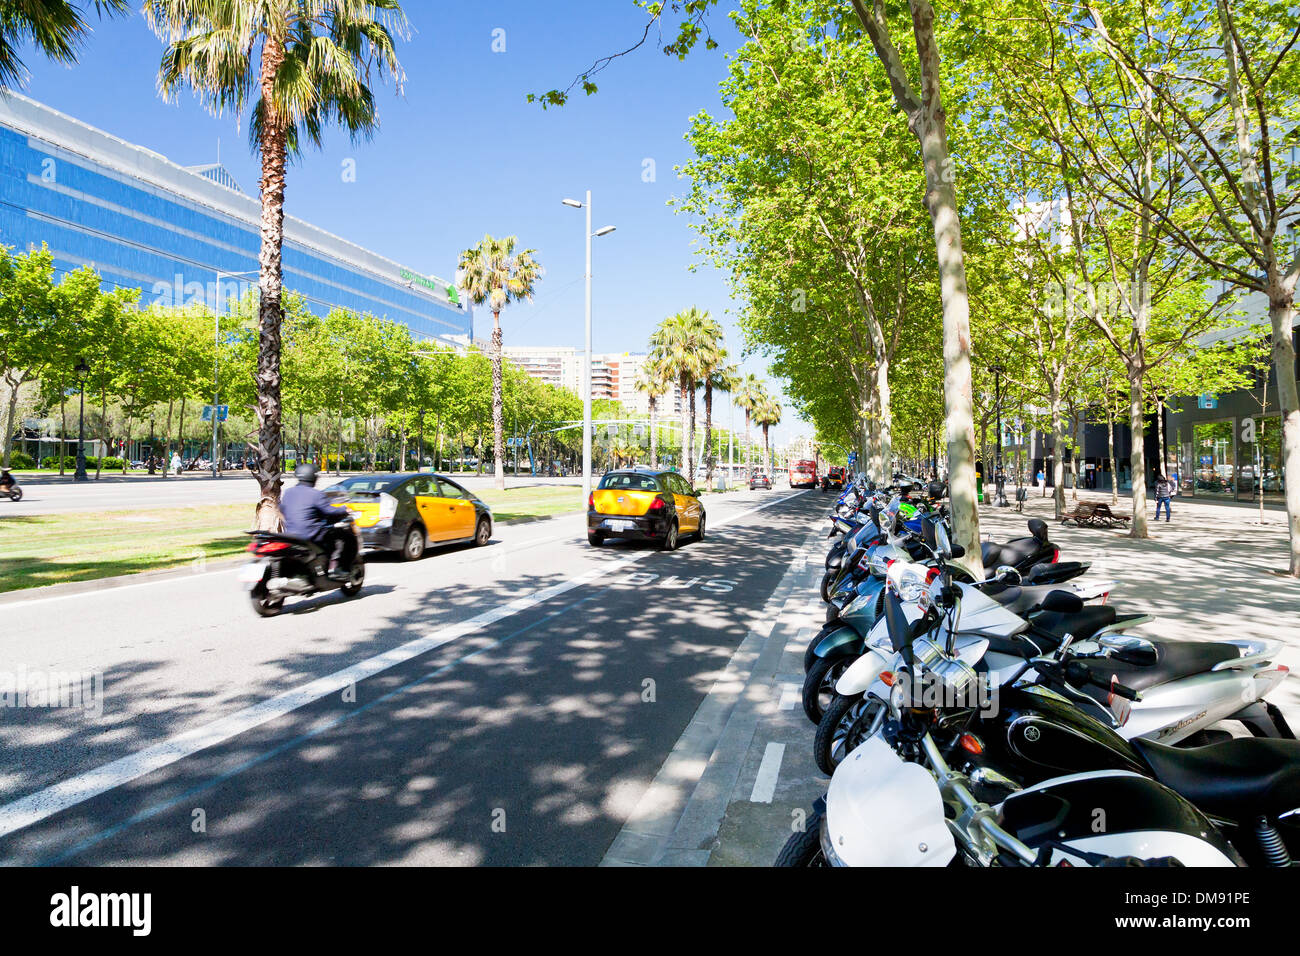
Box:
<box><xmin>1154</xmin><ymin>472</ymin><xmax>1176</xmax><ymax>523</ymax></box>
<box><xmin>1037</xmin><ymin>468</ymin><xmax>1046</xmax><ymax>496</ymax></box>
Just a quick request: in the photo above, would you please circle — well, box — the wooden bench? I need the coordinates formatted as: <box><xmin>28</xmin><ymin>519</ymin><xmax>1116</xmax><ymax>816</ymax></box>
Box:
<box><xmin>1059</xmin><ymin>501</ymin><xmax>1132</xmax><ymax>529</ymax></box>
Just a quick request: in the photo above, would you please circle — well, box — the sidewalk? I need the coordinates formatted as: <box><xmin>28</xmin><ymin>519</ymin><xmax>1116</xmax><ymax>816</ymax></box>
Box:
<box><xmin>632</xmin><ymin>485</ymin><xmax>1300</xmax><ymax>867</ymax></box>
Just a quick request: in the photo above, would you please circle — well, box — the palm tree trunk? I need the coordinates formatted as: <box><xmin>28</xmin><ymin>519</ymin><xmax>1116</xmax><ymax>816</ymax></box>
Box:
<box><xmin>649</xmin><ymin>395</ymin><xmax>658</xmax><ymax>467</ymax></box>
<box><xmin>687</xmin><ymin>383</ymin><xmax>697</xmax><ymax>485</ymax></box>
<box><xmin>491</xmin><ymin>310</ymin><xmax>506</xmax><ymax>491</ymax></box>
<box><xmin>252</xmin><ymin>32</ymin><xmax>289</xmax><ymax>531</ymax></box>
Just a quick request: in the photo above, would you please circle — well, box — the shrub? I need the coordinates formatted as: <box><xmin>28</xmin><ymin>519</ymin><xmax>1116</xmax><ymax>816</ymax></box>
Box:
<box><xmin>7</xmin><ymin>451</ymin><xmax>35</xmax><ymax>469</ymax></box>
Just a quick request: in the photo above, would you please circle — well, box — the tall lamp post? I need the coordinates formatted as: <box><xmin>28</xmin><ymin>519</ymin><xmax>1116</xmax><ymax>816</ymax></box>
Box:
<box><xmin>562</xmin><ymin>193</ymin><xmax>616</xmax><ymax>505</ymax></box>
<box><xmin>990</xmin><ymin>363</ymin><xmax>1009</xmax><ymax>507</ymax></box>
<box><xmin>73</xmin><ymin>358</ymin><xmax>90</xmax><ymax>482</ymax></box>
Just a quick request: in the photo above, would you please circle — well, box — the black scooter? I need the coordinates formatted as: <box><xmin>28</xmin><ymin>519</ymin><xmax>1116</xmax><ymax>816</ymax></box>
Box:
<box><xmin>241</xmin><ymin>509</ymin><xmax>364</xmax><ymax>617</ymax></box>
<box><xmin>0</xmin><ymin>470</ymin><xmax>21</xmax><ymax>502</ymax></box>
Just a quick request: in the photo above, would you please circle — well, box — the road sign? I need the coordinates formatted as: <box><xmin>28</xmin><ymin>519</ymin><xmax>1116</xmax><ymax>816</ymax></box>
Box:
<box><xmin>202</xmin><ymin>405</ymin><xmax>229</xmax><ymax>422</ymax></box>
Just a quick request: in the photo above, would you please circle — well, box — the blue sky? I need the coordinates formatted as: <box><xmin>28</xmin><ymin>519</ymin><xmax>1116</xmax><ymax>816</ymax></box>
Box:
<box><xmin>17</xmin><ymin>0</ymin><xmax>806</xmax><ymax>444</ymax></box>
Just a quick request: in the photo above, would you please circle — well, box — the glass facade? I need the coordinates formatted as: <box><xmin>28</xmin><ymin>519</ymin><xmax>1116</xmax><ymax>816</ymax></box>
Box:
<box><xmin>0</xmin><ymin>92</ymin><xmax>470</xmax><ymax>342</ymax></box>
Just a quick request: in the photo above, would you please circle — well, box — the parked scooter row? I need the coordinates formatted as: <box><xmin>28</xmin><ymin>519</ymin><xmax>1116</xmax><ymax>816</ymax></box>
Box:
<box><xmin>779</xmin><ymin>479</ymin><xmax>1297</xmax><ymax>866</ymax></box>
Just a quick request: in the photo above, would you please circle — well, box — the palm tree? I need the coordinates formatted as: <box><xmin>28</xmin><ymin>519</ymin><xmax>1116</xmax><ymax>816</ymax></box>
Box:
<box><xmin>636</xmin><ymin>355</ymin><xmax>671</xmax><ymax>468</ymax></box>
<box><xmin>755</xmin><ymin>397</ymin><xmax>782</xmax><ymax>478</ymax></box>
<box><xmin>457</xmin><ymin>235</ymin><xmax>542</xmax><ymax>491</ymax></box>
<box><xmin>734</xmin><ymin>373</ymin><xmax>765</xmax><ymax>476</ymax></box>
<box><xmin>147</xmin><ymin>0</ymin><xmax>407</xmax><ymax>529</ymax></box>
<box><xmin>649</xmin><ymin>307</ymin><xmax>710</xmax><ymax>484</ymax></box>
<box><xmin>0</xmin><ymin>0</ymin><xmax>128</xmax><ymax>88</ymax></box>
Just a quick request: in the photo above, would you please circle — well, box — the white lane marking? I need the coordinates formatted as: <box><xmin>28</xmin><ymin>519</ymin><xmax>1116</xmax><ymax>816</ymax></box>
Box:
<box><xmin>749</xmin><ymin>743</ymin><xmax>786</xmax><ymax>803</ymax></box>
<box><xmin>777</xmin><ymin>683</ymin><xmax>801</xmax><ymax>711</ymax></box>
<box><xmin>0</xmin><ymin>487</ymin><xmax>810</xmax><ymax>838</ymax></box>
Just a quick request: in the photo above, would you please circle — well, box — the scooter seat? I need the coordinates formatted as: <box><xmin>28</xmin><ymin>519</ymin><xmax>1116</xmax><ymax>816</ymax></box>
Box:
<box><xmin>1084</xmin><ymin>640</ymin><xmax>1242</xmax><ymax>693</ymax></box>
<box><xmin>1029</xmin><ymin>604</ymin><xmax>1119</xmax><ymax>642</ymax></box>
<box><xmin>981</xmin><ymin>537</ymin><xmax>1044</xmax><ymax>570</ymax></box>
<box><xmin>1133</xmin><ymin>736</ymin><xmax>1300</xmax><ymax>819</ymax></box>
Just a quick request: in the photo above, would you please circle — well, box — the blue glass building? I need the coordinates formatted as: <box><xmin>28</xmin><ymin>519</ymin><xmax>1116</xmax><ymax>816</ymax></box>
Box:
<box><xmin>0</xmin><ymin>91</ymin><xmax>471</xmax><ymax>343</ymax></box>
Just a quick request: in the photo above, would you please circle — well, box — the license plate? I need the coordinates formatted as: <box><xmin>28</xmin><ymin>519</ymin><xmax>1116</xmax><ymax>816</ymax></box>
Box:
<box><xmin>238</xmin><ymin>561</ymin><xmax>268</xmax><ymax>589</ymax></box>
<box><xmin>605</xmin><ymin>519</ymin><xmax>634</xmax><ymax>531</ymax></box>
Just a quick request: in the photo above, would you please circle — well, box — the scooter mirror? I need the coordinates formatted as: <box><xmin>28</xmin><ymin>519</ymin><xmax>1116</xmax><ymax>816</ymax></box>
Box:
<box><xmin>996</xmin><ymin>565</ymin><xmax>1021</xmax><ymax>585</ymax></box>
<box><xmin>882</xmin><ymin>589</ymin><xmax>911</xmax><ymax>654</ymax></box>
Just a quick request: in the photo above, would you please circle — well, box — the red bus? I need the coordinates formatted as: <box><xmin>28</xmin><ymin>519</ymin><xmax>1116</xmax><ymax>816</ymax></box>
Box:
<box><xmin>789</xmin><ymin>459</ymin><xmax>818</xmax><ymax>488</ymax></box>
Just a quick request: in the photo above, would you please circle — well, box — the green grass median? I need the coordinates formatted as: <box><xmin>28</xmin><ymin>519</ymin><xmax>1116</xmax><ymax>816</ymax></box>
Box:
<box><xmin>0</xmin><ymin>485</ymin><xmax>583</xmax><ymax>594</ymax></box>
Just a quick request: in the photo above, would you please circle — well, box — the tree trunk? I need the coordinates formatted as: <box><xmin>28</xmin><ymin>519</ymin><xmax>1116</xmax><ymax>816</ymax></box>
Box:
<box><xmin>649</xmin><ymin>395</ymin><xmax>659</xmax><ymax>468</ymax></box>
<box><xmin>685</xmin><ymin>379</ymin><xmax>697</xmax><ymax>484</ymax></box>
<box><xmin>59</xmin><ymin>394</ymin><xmax>68</xmax><ymax>475</ymax></box>
<box><xmin>251</xmin><ymin>32</ymin><xmax>289</xmax><ymax>531</ymax></box>
<box><xmin>1267</xmin><ymin>291</ymin><xmax>1300</xmax><ymax>574</ymax></box>
<box><xmin>1107</xmin><ymin>406</ymin><xmax>1119</xmax><ymax>505</ymax></box>
<box><xmin>1050</xmin><ymin>398</ymin><xmax>1066</xmax><ymax>519</ymax></box>
<box><xmin>2</xmin><ymin>381</ymin><xmax>19</xmax><ymax>468</ymax></box>
<box><xmin>1128</xmin><ymin>368</ymin><xmax>1149</xmax><ymax>538</ymax></box>
<box><xmin>857</xmin><ymin>0</ymin><xmax>981</xmax><ymax>576</ymax></box>
<box><xmin>96</xmin><ymin>388</ymin><xmax>106</xmax><ymax>480</ymax></box>
<box><xmin>763</xmin><ymin>424</ymin><xmax>771</xmax><ymax>476</ymax></box>
<box><xmin>876</xmin><ymin>356</ymin><xmax>893</xmax><ymax>480</ymax></box>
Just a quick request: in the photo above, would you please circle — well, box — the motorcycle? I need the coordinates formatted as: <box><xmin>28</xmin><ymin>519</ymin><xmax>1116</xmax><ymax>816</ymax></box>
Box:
<box><xmin>779</xmin><ymin>574</ymin><xmax>1243</xmax><ymax>866</ymax></box>
<box><xmin>0</xmin><ymin>469</ymin><xmax>21</xmax><ymax>502</ymax></box>
<box><xmin>802</xmin><ymin>536</ymin><xmax>1299</xmax><ymax>865</ymax></box>
<box><xmin>239</xmin><ymin>495</ymin><xmax>364</xmax><ymax>616</ymax></box>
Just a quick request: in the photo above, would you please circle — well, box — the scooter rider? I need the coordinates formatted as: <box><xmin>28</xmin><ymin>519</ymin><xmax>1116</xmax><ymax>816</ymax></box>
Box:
<box><xmin>281</xmin><ymin>463</ymin><xmax>357</xmax><ymax>581</ymax></box>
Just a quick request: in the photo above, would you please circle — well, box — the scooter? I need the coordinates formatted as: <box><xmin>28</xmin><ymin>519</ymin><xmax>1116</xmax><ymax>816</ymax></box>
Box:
<box><xmin>779</xmin><ymin>583</ymin><xmax>1244</xmax><ymax>867</ymax></box>
<box><xmin>240</xmin><ymin>505</ymin><xmax>364</xmax><ymax>617</ymax></box>
<box><xmin>0</xmin><ymin>469</ymin><xmax>21</xmax><ymax>502</ymax></box>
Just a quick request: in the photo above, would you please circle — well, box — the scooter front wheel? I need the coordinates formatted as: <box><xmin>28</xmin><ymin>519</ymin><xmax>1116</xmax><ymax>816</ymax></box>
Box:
<box><xmin>340</xmin><ymin>564</ymin><xmax>365</xmax><ymax>598</ymax></box>
<box><xmin>251</xmin><ymin>591</ymin><xmax>284</xmax><ymax>617</ymax></box>
<box><xmin>8</xmin><ymin>487</ymin><xmax>20</xmax><ymax>502</ymax></box>
<box><xmin>773</xmin><ymin>811</ymin><xmax>829</xmax><ymax>867</ymax></box>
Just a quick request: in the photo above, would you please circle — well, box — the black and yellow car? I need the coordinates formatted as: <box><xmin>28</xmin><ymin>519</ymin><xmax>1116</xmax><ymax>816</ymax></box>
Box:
<box><xmin>331</xmin><ymin>473</ymin><xmax>492</xmax><ymax>560</ymax></box>
<box><xmin>587</xmin><ymin>468</ymin><xmax>705</xmax><ymax>550</ymax></box>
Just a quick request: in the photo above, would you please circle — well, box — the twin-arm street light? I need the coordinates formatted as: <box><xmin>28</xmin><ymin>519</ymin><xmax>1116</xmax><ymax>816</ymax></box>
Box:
<box><xmin>562</xmin><ymin>193</ymin><xmax>616</xmax><ymax>503</ymax></box>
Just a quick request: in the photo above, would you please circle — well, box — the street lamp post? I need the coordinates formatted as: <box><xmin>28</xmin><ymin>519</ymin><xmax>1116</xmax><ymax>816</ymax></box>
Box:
<box><xmin>562</xmin><ymin>193</ymin><xmax>616</xmax><ymax>505</ymax></box>
<box><xmin>73</xmin><ymin>358</ymin><xmax>90</xmax><ymax>482</ymax></box>
<box><xmin>990</xmin><ymin>363</ymin><xmax>1009</xmax><ymax>507</ymax></box>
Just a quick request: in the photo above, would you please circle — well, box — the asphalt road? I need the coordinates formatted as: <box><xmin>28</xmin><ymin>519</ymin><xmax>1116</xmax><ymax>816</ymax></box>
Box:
<box><xmin>0</xmin><ymin>487</ymin><xmax>818</xmax><ymax>865</ymax></box>
<box><xmin>1</xmin><ymin>472</ymin><xmax>585</xmax><ymax>516</ymax></box>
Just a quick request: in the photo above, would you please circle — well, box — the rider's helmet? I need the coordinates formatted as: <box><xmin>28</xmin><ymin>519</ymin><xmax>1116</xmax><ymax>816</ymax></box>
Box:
<box><xmin>293</xmin><ymin>462</ymin><xmax>319</xmax><ymax>485</ymax></box>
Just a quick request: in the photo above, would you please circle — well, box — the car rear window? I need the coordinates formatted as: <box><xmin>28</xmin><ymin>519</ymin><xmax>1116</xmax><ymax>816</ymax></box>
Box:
<box><xmin>599</xmin><ymin>473</ymin><xmax>660</xmax><ymax>491</ymax></box>
<box><xmin>336</xmin><ymin>477</ymin><xmax>397</xmax><ymax>495</ymax></box>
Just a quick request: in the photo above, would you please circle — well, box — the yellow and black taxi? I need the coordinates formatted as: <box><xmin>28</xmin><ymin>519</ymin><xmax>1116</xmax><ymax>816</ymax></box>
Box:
<box><xmin>330</xmin><ymin>473</ymin><xmax>492</xmax><ymax>560</ymax></box>
<box><xmin>588</xmin><ymin>468</ymin><xmax>705</xmax><ymax>550</ymax></box>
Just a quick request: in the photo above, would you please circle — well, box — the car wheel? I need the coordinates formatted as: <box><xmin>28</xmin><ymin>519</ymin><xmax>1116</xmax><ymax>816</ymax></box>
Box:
<box><xmin>401</xmin><ymin>525</ymin><xmax>426</xmax><ymax>561</ymax></box>
<box><xmin>660</xmin><ymin>520</ymin><xmax>679</xmax><ymax>551</ymax></box>
<box><xmin>695</xmin><ymin>514</ymin><xmax>706</xmax><ymax>542</ymax></box>
<box><xmin>474</xmin><ymin>517</ymin><xmax>491</xmax><ymax>547</ymax></box>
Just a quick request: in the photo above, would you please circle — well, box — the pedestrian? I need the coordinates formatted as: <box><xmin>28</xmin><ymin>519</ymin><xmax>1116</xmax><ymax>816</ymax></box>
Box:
<box><xmin>1154</xmin><ymin>471</ymin><xmax>1176</xmax><ymax>523</ymax></box>
<box><xmin>1037</xmin><ymin>468</ymin><xmax>1046</xmax><ymax>496</ymax></box>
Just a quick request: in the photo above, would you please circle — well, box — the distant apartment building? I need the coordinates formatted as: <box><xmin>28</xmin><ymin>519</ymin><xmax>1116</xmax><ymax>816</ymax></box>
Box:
<box><xmin>501</xmin><ymin>346</ymin><xmax>683</xmax><ymax>415</ymax></box>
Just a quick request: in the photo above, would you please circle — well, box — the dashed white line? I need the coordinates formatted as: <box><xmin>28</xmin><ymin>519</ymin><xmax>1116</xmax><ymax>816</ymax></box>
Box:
<box><xmin>749</xmin><ymin>742</ymin><xmax>786</xmax><ymax>803</ymax></box>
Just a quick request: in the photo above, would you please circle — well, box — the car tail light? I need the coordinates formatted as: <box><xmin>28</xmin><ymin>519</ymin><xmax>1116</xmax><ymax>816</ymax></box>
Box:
<box><xmin>588</xmin><ymin>493</ymin><xmax>595</xmax><ymax>509</ymax></box>
<box><xmin>649</xmin><ymin>496</ymin><xmax>666</xmax><ymax>511</ymax></box>
<box><xmin>378</xmin><ymin>492</ymin><xmax>398</xmax><ymax>521</ymax></box>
